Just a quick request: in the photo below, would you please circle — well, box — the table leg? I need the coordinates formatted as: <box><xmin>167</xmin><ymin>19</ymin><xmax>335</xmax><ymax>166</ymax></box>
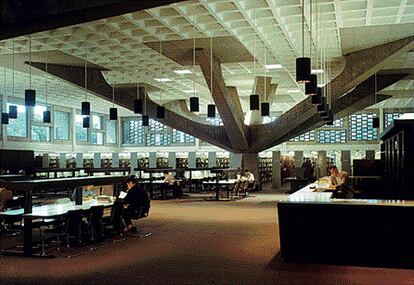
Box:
<box><xmin>23</xmin><ymin>190</ymin><xmax>33</xmax><ymax>256</ymax></box>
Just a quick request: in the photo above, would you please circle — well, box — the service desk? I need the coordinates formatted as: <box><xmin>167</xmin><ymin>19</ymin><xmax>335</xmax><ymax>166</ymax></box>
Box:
<box><xmin>277</xmin><ymin>182</ymin><xmax>414</xmax><ymax>268</ymax></box>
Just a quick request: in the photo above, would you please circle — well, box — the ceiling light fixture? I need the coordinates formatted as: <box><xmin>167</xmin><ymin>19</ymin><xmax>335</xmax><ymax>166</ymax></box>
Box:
<box><xmin>142</xmin><ymin>83</ymin><xmax>149</xmax><ymax>127</ymax></box>
<box><xmin>265</xmin><ymin>64</ymin><xmax>282</xmax><ymax>70</ymax></box>
<box><xmin>157</xmin><ymin>41</ymin><xmax>166</xmax><ymax>119</ymax></box>
<box><xmin>311</xmin><ymin>69</ymin><xmax>324</xmax><ymax>74</ymax></box>
<box><xmin>9</xmin><ymin>39</ymin><xmax>17</xmax><ymax>119</ymax></box>
<box><xmin>134</xmin><ymin>83</ymin><xmax>143</xmax><ymax>114</ymax></box>
<box><xmin>109</xmin><ymin>85</ymin><xmax>118</xmax><ymax>120</ymax></box>
<box><xmin>173</xmin><ymin>69</ymin><xmax>192</xmax><ymax>75</ymax></box>
<box><xmin>43</xmin><ymin>41</ymin><xmax>51</xmax><ymax>123</ymax></box>
<box><xmin>296</xmin><ymin>2</ymin><xmax>311</xmax><ymax>83</ymax></box>
<box><xmin>250</xmin><ymin>8</ymin><xmax>260</xmax><ymax>111</ymax></box>
<box><xmin>154</xmin><ymin>78</ymin><xmax>171</xmax><ymax>82</ymax></box>
<box><xmin>81</xmin><ymin>47</ymin><xmax>91</xmax><ymax>124</ymax></box>
<box><xmin>305</xmin><ymin>0</ymin><xmax>317</xmax><ymax>97</ymax></box>
<box><xmin>189</xmin><ymin>4</ymin><xmax>199</xmax><ymax>113</ymax></box>
<box><xmin>261</xmin><ymin>39</ymin><xmax>270</xmax><ymax>117</ymax></box>
<box><xmin>2</xmin><ymin>66</ymin><xmax>9</xmax><ymax>125</ymax></box>
<box><xmin>207</xmin><ymin>37</ymin><xmax>216</xmax><ymax>118</ymax></box>
<box><xmin>25</xmin><ymin>35</ymin><xmax>36</xmax><ymax>107</ymax></box>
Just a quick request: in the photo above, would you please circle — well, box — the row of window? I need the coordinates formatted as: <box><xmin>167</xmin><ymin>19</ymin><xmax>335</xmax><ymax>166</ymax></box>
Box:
<box><xmin>4</xmin><ymin>103</ymin><xmax>117</xmax><ymax>145</ymax></box>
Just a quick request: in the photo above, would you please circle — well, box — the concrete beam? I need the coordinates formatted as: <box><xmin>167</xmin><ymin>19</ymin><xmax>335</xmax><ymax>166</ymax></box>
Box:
<box><xmin>30</xmin><ymin>62</ymin><xmax>233</xmax><ymax>151</ymax></box>
<box><xmin>0</xmin><ymin>0</ymin><xmax>187</xmax><ymax>40</ymax></box>
<box><xmin>196</xmin><ymin>49</ymin><xmax>249</xmax><ymax>152</ymax></box>
<box><xmin>329</xmin><ymin>36</ymin><xmax>414</xmax><ymax>100</ymax></box>
<box><xmin>248</xmin><ymin>72</ymin><xmax>408</xmax><ymax>152</ymax></box>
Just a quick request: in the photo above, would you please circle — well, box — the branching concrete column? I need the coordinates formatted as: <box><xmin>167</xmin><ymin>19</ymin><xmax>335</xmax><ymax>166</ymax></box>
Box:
<box><xmin>317</xmin><ymin>151</ymin><xmax>327</xmax><ymax>178</ymax></box>
<box><xmin>242</xmin><ymin>153</ymin><xmax>261</xmax><ymax>189</ymax></box>
<box><xmin>272</xmin><ymin>151</ymin><xmax>281</xmax><ymax>189</ymax></box>
<box><xmin>341</xmin><ymin>150</ymin><xmax>351</xmax><ymax>174</ymax></box>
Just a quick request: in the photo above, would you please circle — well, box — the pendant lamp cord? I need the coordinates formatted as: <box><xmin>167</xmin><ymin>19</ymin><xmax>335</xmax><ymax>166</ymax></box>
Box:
<box><xmin>302</xmin><ymin>1</ymin><xmax>305</xmax><ymax>57</ymax></box>
<box><xmin>84</xmin><ymin>47</ymin><xmax>87</xmax><ymax>101</ymax></box>
<box><xmin>12</xmin><ymin>39</ymin><xmax>15</xmax><ymax>97</ymax></box>
<box><xmin>29</xmin><ymin>35</ymin><xmax>32</xmax><ymax>89</ymax></box>
<box><xmin>45</xmin><ymin>41</ymin><xmax>48</xmax><ymax>105</ymax></box>
<box><xmin>193</xmin><ymin>4</ymin><xmax>196</xmax><ymax>97</ymax></box>
<box><xmin>210</xmin><ymin>36</ymin><xmax>213</xmax><ymax>104</ymax></box>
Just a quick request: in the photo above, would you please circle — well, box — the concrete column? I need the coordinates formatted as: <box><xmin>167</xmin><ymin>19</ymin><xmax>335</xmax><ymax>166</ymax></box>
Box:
<box><xmin>130</xmin><ymin>152</ymin><xmax>137</xmax><ymax>175</ymax></box>
<box><xmin>366</xmin><ymin>150</ymin><xmax>375</xmax><ymax>160</ymax></box>
<box><xmin>208</xmin><ymin>152</ymin><xmax>217</xmax><ymax>167</ymax></box>
<box><xmin>379</xmin><ymin>107</ymin><xmax>384</xmax><ymax>133</ymax></box>
<box><xmin>94</xmin><ymin>153</ymin><xmax>101</xmax><ymax>168</ymax></box>
<box><xmin>294</xmin><ymin>151</ymin><xmax>303</xmax><ymax>168</ymax></box>
<box><xmin>168</xmin><ymin>152</ymin><xmax>176</xmax><ymax>168</ymax></box>
<box><xmin>76</xmin><ymin>153</ymin><xmax>83</xmax><ymax>168</ymax></box>
<box><xmin>188</xmin><ymin>152</ymin><xmax>196</xmax><ymax>168</ymax></box>
<box><xmin>112</xmin><ymin>153</ymin><xmax>119</xmax><ymax>167</ymax></box>
<box><xmin>149</xmin><ymin>152</ymin><xmax>156</xmax><ymax>168</ymax></box>
<box><xmin>59</xmin><ymin>153</ymin><xmax>66</xmax><ymax>168</ymax></box>
<box><xmin>341</xmin><ymin>150</ymin><xmax>351</xmax><ymax>174</ymax></box>
<box><xmin>229</xmin><ymin>153</ymin><xmax>243</xmax><ymax>168</ymax></box>
<box><xmin>272</xmin><ymin>151</ymin><xmax>281</xmax><ymax>189</ymax></box>
<box><xmin>42</xmin><ymin>153</ymin><xmax>50</xmax><ymax>168</ymax></box>
<box><xmin>242</xmin><ymin>153</ymin><xmax>260</xmax><ymax>189</ymax></box>
<box><xmin>317</xmin><ymin>151</ymin><xmax>327</xmax><ymax>177</ymax></box>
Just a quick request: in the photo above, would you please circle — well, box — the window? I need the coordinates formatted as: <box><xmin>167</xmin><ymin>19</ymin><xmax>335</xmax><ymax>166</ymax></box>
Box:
<box><xmin>54</xmin><ymin>111</ymin><xmax>70</xmax><ymax>140</ymax></box>
<box><xmin>323</xmin><ymin>118</ymin><xmax>344</xmax><ymax>128</ymax></box>
<box><xmin>172</xmin><ymin>129</ymin><xmax>195</xmax><ymax>144</ymax></box>
<box><xmin>206</xmin><ymin>117</ymin><xmax>224</xmax><ymax>126</ymax></box>
<box><xmin>317</xmin><ymin>130</ymin><xmax>346</xmax><ymax>144</ymax></box>
<box><xmin>290</xmin><ymin>131</ymin><xmax>315</xmax><ymax>142</ymax></box>
<box><xmin>106</xmin><ymin>120</ymin><xmax>117</xmax><ymax>144</ymax></box>
<box><xmin>32</xmin><ymin>125</ymin><xmax>51</xmax><ymax>142</ymax></box>
<box><xmin>349</xmin><ymin>113</ymin><xmax>378</xmax><ymax>141</ymax></box>
<box><xmin>91</xmin><ymin>131</ymin><xmax>104</xmax><ymax>145</ymax></box>
<box><xmin>384</xmin><ymin>112</ymin><xmax>402</xmax><ymax>128</ymax></box>
<box><xmin>7</xmin><ymin>103</ymin><xmax>27</xmax><ymax>137</ymax></box>
<box><xmin>33</xmin><ymin>105</ymin><xmax>49</xmax><ymax>123</ymax></box>
<box><xmin>92</xmin><ymin>115</ymin><xmax>102</xmax><ymax>130</ymax></box>
<box><xmin>75</xmin><ymin>115</ymin><xmax>88</xmax><ymax>142</ymax></box>
<box><xmin>149</xmin><ymin>119</ymin><xmax>168</xmax><ymax>132</ymax></box>
<box><xmin>123</xmin><ymin>119</ymin><xmax>144</xmax><ymax>145</ymax></box>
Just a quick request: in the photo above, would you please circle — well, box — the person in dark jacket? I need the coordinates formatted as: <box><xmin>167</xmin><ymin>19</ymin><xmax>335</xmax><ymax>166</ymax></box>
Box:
<box><xmin>122</xmin><ymin>176</ymin><xmax>150</xmax><ymax>233</ymax></box>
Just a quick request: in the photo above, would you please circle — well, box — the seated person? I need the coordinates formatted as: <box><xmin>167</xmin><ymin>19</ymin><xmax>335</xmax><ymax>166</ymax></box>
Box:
<box><xmin>163</xmin><ymin>170</ymin><xmax>175</xmax><ymax>185</ymax></box>
<box><xmin>121</xmin><ymin>176</ymin><xmax>150</xmax><ymax>233</ymax></box>
<box><xmin>328</xmin><ymin>165</ymin><xmax>341</xmax><ymax>188</ymax></box>
<box><xmin>239</xmin><ymin>169</ymin><xmax>255</xmax><ymax>184</ymax></box>
<box><xmin>71</xmin><ymin>185</ymin><xmax>97</xmax><ymax>201</ymax></box>
<box><xmin>0</xmin><ymin>180</ymin><xmax>13</xmax><ymax>212</ymax></box>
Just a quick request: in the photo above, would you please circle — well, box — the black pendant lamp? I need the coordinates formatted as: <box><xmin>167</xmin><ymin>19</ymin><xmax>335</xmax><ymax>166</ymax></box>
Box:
<box><xmin>134</xmin><ymin>84</ymin><xmax>143</xmax><ymax>114</ymax></box>
<box><xmin>8</xmin><ymin>105</ymin><xmax>17</xmax><ymax>119</ymax></box>
<box><xmin>1</xmin><ymin>112</ymin><xmax>9</xmax><ymax>125</ymax></box>
<box><xmin>311</xmin><ymin>87</ymin><xmax>322</xmax><ymax>104</ymax></box>
<box><xmin>81</xmin><ymin>101</ymin><xmax>90</xmax><ymax>116</ymax></box>
<box><xmin>305</xmin><ymin>74</ymin><xmax>318</xmax><ymax>96</ymax></box>
<box><xmin>372</xmin><ymin>117</ymin><xmax>379</xmax><ymax>128</ymax></box>
<box><xmin>250</xmin><ymin>94</ymin><xmax>260</xmax><ymax>110</ymax></box>
<box><xmin>296</xmin><ymin>4</ymin><xmax>311</xmax><ymax>83</ymax></box>
<box><xmin>207</xmin><ymin>104</ymin><xmax>216</xmax><ymax>118</ymax></box>
<box><xmin>157</xmin><ymin>106</ymin><xmax>165</xmax><ymax>119</ymax></box>
<box><xmin>190</xmin><ymin>96</ymin><xmax>199</xmax><ymax>112</ymax></box>
<box><xmin>83</xmin><ymin>116</ymin><xmax>90</xmax><ymax>128</ymax></box>
<box><xmin>109</xmin><ymin>85</ymin><xmax>118</xmax><ymax>120</ymax></box>
<box><xmin>261</xmin><ymin>102</ymin><xmax>270</xmax><ymax>116</ymax></box>
<box><xmin>43</xmin><ymin>110</ymin><xmax>51</xmax><ymax>123</ymax></box>
<box><xmin>142</xmin><ymin>115</ymin><xmax>149</xmax><ymax>126</ymax></box>
<box><xmin>25</xmin><ymin>35</ymin><xmax>36</xmax><ymax>107</ymax></box>
<box><xmin>110</xmin><ymin>108</ymin><xmax>117</xmax><ymax>120</ymax></box>
<box><xmin>325</xmin><ymin>110</ymin><xmax>334</xmax><ymax>125</ymax></box>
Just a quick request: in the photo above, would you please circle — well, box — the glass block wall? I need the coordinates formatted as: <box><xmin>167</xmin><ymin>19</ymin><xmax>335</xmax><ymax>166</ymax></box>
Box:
<box><xmin>206</xmin><ymin>117</ymin><xmax>224</xmax><ymax>126</ymax></box>
<box><xmin>149</xmin><ymin>119</ymin><xmax>168</xmax><ymax>132</ymax></box>
<box><xmin>349</xmin><ymin>113</ymin><xmax>378</xmax><ymax>141</ymax></box>
<box><xmin>146</xmin><ymin>133</ymin><xmax>170</xmax><ymax>146</ymax></box>
<box><xmin>172</xmin><ymin>129</ymin><xmax>195</xmax><ymax>144</ymax></box>
<box><xmin>123</xmin><ymin>119</ymin><xmax>144</xmax><ymax>145</ymax></box>
<box><xmin>317</xmin><ymin>130</ymin><xmax>347</xmax><ymax>144</ymax></box>
<box><xmin>384</xmin><ymin>112</ymin><xmax>402</xmax><ymax>128</ymax></box>
<box><xmin>323</xmin><ymin>118</ymin><xmax>344</xmax><ymax>128</ymax></box>
<box><xmin>290</xmin><ymin>131</ymin><xmax>315</xmax><ymax>142</ymax></box>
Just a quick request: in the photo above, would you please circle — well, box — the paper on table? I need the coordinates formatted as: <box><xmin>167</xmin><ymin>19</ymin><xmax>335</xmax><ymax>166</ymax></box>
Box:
<box><xmin>118</xmin><ymin>191</ymin><xmax>127</xmax><ymax>199</ymax></box>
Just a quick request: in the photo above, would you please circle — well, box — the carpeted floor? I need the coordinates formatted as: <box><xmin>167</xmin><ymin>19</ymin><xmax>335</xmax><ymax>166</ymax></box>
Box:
<box><xmin>1</xmin><ymin>190</ymin><xmax>414</xmax><ymax>285</ymax></box>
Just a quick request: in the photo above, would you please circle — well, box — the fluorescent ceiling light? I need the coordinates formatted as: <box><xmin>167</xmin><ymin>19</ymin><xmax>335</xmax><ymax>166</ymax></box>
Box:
<box><xmin>154</xmin><ymin>78</ymin><xmax>172</xmax><ymax>82</ymax></box>
<box><xmin>174</xmin><ymin>69</ymin><xmax>193</xmax><ymax>74</ymax></box>
<box><xmin>183</xmin><ymin>90</ymin><xmax>194</xmax><ymax>93</ymax></box>
<box><xmin>265</xmin><ymin>64</ymin><xmax>283</xmax><ymax>69</ymax></box>
<box><xmin>287</xmin><ymin>89</ymin><xmax>301</xmax><ymax>93</ymax></box>
<box><xmin>311</xmin><ymin>69</ymin><xmax>324</xmax><ymax>74</ymax></box>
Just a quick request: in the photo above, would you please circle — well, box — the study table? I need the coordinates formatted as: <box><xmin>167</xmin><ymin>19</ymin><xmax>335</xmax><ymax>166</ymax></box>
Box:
<box><xmin>203</xmin><ymin>179</ymin><xmax>237</xmax><ymax>200</ymax></box>
<box><xmin>5</xmin><ymin>175</ymin><xmax>126</xmax><ymax>256</ymax></box>
<box><xmin>277</xmin><ymin>181</ymin><xmax>414</xmax><ymax>267</ymax></box>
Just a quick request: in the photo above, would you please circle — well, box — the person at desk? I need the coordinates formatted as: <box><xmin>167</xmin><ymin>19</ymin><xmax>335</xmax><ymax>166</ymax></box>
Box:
<box><xmin>163</xmin><ymin>170</ymin><xmax>175</xmax><ymax>185</ymax></box>
<box><xmin>0</xmin><ymin>180</ymin><xmax>13</xmax><ymax>211</ymax></box>
<box><xmin>120</xmin><ymin>176</ymin><xmax>150</xmax><ymax>233</ymax></box>
<box><xmin>162</xmin><ymin>170</ymin><xmax>182</xmax><ymax>198</ymax></box>
<box><xmin>328</xmin><ymin>165</ymin><xmax>354</xmax><ymax>198</ymax></box>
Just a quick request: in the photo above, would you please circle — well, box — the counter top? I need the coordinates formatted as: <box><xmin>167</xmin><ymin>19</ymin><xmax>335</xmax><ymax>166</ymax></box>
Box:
<box><xmin>278</xmin><ymin>181</ymin><xmax>411</xmax><ymax>207</ymax></box>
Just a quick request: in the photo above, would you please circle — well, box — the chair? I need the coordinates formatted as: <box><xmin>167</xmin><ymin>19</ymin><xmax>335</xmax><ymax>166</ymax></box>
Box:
<box><xmin>88</xmin><ymin>206</ymin><xmax>104</xmax><ymax>241</ymax></box>
<box><xmin>121</xmin><ymin>196</ymin><xmax>151</xmax><ymax>238</ymax></box>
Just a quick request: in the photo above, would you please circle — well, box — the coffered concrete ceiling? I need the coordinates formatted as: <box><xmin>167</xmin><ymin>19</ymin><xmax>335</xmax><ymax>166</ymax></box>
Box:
<box><xmin>0</xmin><ymin>0</ymin><xmax>413</xmax><ymax>116</ymax></box>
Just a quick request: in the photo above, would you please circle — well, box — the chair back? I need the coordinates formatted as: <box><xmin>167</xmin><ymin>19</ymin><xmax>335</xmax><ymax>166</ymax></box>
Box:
<box><xmin>231</xmin><ymin>181</ymin><xmax>240</xmax><ymax>191</ymax></box>
<box><xmin>65</xmin><ymin>209</ymin><xmax>83</xmax><ymax>234</ymax></box>
<box><xmin>89</xmin><ymin>206</ymin><xmax>104</xmax><ymax>224</ymax></box>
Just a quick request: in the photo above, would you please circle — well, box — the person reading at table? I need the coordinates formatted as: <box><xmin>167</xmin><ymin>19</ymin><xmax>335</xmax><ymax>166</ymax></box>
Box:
<box><xmin>163</xmin><ymin>170</ymin><xmax>175</xmax><ymax>185</ymax></box>
<box><xmin>0</xmin><ymin>180</ymin><xmax>13</xmax><ymax>212</ymax></box>
<box><xmin>122</xmin><ymin>176</ymin><xmax>150</xmax><ymax>233</ymax></box>
<box><xmin>328</xmin><ymin>165</ymin><xmax>353</xmax><ymax>198</ymax></box>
